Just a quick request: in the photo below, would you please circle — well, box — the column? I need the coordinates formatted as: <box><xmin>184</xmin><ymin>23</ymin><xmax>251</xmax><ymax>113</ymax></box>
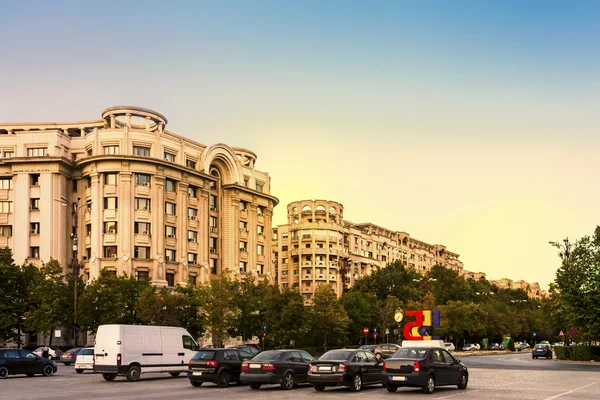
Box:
<box><xmin>90</xmin><ymin>172</ymin><xmax>102</xmax><ymax>279</ymax></box>
<box><xmin>177</xmin><ymin>181</ymin><xmax>189</xmax><ymax>284</ymax></box>
<box><xmin>119</xmin><ymin>170</ymin><xmax>132</xmax><ymax>276</ymax></box>
<box><xmin>153</xmin><ymin>175</ymin><xmax>167</xmax><ymax>286</ymax></box>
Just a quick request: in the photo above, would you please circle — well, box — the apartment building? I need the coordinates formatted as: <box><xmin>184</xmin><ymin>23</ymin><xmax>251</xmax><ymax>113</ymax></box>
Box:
<box><xmin>489</xmin><ymin>278</ymin><xmax>546</xmax><ymax>299</ymax></box>
<box><xmin>0</xmin><ymin>106</ymin><xmax>278</xmax><ymax>286</ymax></box>
<box><xmin>272</xmin><ymin>199</ymin><xmax>464</xmax><ymax>303</ymax></box>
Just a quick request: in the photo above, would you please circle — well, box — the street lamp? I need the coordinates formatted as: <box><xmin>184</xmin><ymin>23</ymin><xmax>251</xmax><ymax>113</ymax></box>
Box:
<box><xmin>54</xmin><ymin>196</ymin><xmax>82</xmax><ymax>347</ymax></box>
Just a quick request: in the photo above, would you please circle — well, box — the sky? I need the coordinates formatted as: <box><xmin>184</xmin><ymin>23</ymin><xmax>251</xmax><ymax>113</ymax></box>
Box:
<box><xmin>1</xmin><ymin>1</ymin><xmax>599</xmax><ymax>290</ymax></box>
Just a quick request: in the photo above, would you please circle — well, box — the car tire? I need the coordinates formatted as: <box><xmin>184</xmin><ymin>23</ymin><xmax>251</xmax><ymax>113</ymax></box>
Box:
<box><xmin>249</xmin><ymin>383</ymin><xmax>261</xmax><ymax>390</ymax></box>
<box><xmin>386</xmin><ymin>383</ymin><xmax>398</xmax><ymax>392</ymax></box>
<box><xmin>217</xmin><ymin>370</ymin><xmax>231</xmax><ymax>388</ymax></box>
<box><xmin>349</xmin><ymin>374</ymin><xmax>362</xmax><ymax>392</ymax></box>
<box><xmin>422</xmin><ymin>375</ymin><xmax>435</xmax><ymax>394</ymax></box>
<box><xmin>0</xmin><ymin>366</ymin><xmax>8</xmax><ymax>379</ymax></box>
<box><xmin>314</xmin><ymin>385</ymin><xmax>325</xmax><ymax>391</ymax></box>
<box><xmin>169</xmin><ymin>372</ymin><xmax>180</xmax><ymax>377</ymax></box>
<box><xmin>458</xmin><ymin>373</ymin><xmax>468</xmax><ymax>390</ymax></box>
<box><xmin>103</xmin><ymin>373</ymin><xmax>117</xmax><ymax>381</ymax></box>
<box><xmin>281</xmin><ymin>371</ymin><xmax>294</xmax><ymax>390</ymax></box>
<box><xmin>126</xmin><ymin>365</ymin><xmax>141</xmax><ymax>382</ymax></box>
<box><xmin>76</xmin><ymin>369</ymin><xmax>84</xmax><ymax>374</ymax></box>
<box><xmin>190</xmin><ymin>380</ymin><xmax>203</xmax><ymax>387</ymax></box>
<box><xmin>43</xmin><ymin>365</ymin><xmax>54</xmax><ymax>377</ymax></box>
<box><xmin>64</xmin><ymin>362</ymin><xmax>71</xmax><ymax>366</ymax></box>
<box><xmin>47</xmin><ymin>355</ymin><xmax>53</xmax><ymax>360</ymax></box>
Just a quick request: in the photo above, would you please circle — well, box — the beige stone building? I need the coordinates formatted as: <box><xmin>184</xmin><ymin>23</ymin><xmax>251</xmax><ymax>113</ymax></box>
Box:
<box><xmin>0</xmin><ymin>106</ymin><xmax>278</xmax><ymax>286</ymax></box>
<box><xmin>489</xmin><ymin>278</ymin><xmax>546</xmax><ymax>299</ymax></box>
<box><xmin>272</xmin><ymin>199</ymin><xmax>464</xmax><ymax>303</ymax></box>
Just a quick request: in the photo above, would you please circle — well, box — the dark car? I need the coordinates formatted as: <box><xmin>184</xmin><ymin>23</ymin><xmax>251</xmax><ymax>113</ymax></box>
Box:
<box><xmin>488</xmin><ymin>343</ymin><xmax>501</xmax><ymax>351</ymax></box>
<box><xmin>359</xmin><ymin>345</ymin><xmax>382</xmax><ymax>359</ymax></box>
<box><xmin>380</xmin><ymin>344</ymin><xmax>402</xmax><ymax>359</ymax></box>
<box><xmin>233</xmin><ymin>345</ymin><xmax>260</xmax><ymax>356</ymax></box>
<box><xmin>532</xmin><ymin>344</ymin><xmax>552</xmax><ymax>359</ymax></box>
<box><xmin>60</xmin><ymin>347</ymin><xmax>82</xmax><ymax>366</ymax></box>
<box><xmin>382</xmin><ymin>347</ymin><xmax>468</xmax><ymax>394</ymax></box>
<box><xmin>0</xmin><ymin>349</ymin><xmax>58</xmax><ymax>379</ymax></box>
<box><xmin>308</xmin><ymin>349</ymin><xmax>383</xmax><ymax>392</ymax></box>
<box><xmin>241</xmin><ymin>349</ymin><xmax>315</xmax><ymax>390</ymax></box>
<box><xmin>188</xmin><ymin>348</ymin><xmax>254</xmax><ymax>387</ymax></box>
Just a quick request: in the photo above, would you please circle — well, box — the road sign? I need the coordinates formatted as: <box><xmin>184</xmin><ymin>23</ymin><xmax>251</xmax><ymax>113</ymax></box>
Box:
<box><xmin>558</xmin><ymin>330</ymin><xmax>564</xmax><ymax>336</ymax></box>
<box><xmin>385</xmin><ymin>329</ymin><xmax>390</xmax><ymax>335</ymax></box>
<box><xmin>533</xmin><ymin>332</ymin><xmax>536</xmax><ymax>337</ymax></box>
<box><xmin>363</xmin><ymin>327</ymin><xmax>369</xmax><ymax>335</ymax></box>
<box><xmin>570</xmin><ymin>328</ymin><xmax>577</xmax><ymax>336</ymax></box>
<box><xmin>262</xmin><ymin>324</ymin><xmax>268</xmax><ymax>332</ymax></box>
<box><xmin>373</xmin><ymin>327</ymin><xmax>378</xmax><ymax>334</ymax></box>
<box><xmin>262</xmin><ymin>332</ymin><xmax>266</xmax><ymax>338</ymax></box>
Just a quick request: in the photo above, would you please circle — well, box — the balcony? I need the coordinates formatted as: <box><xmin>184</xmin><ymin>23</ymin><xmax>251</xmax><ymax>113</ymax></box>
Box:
<box><xmin>302</xmin><ymin>274</ymin><xmax>312</xmax><ymax>280</ymax></box>
<box><xmin>239</xmin><ymin>228</ymin><xmax>248</xmax><ymax>240</ymax></box>
<box><xmin>165</xmin><ymin>214</ymin><xmax>177</xmax><ymax>226</ymax></box>
<box><xmin>103</xmin><ymin>209</ymin><xmax>116</xmax><ymax>219</ymax></box>
<box><xmin>103</xmin><ymin>233</ymin><xmax>117</xmax><ymax>243</ymax></box>
<box><xmin>134</xmin><ymin>234</ymin><xmax>150</xmax><ymax>245</ymax></box>
<box><xmin>104</xmin><ymin>185</ymin><xmax>117</xmax><ymax>196</ymax></box>
<box><xmin>210</xmin><ymin>227</ymin><xmax>218</xmax><ymax>235</ymax></box>
<box><xmin>85</xmin><ymin>186</ymin><xmax>92</xmax><ymax>198</ymax></box>
<box><xmin>135</xmin><ymin>209</ymin><xmax>151</xmax><ymax>220</ymax></box>
<box><xmin>240</xmin><ymin>210</ymin><xmax>248</xmax><ymax>219</ymax></box>
<box><xmin>188</xmin><ymin>196</ymin><xmax>199</xmax><ymax>207</ymax></box>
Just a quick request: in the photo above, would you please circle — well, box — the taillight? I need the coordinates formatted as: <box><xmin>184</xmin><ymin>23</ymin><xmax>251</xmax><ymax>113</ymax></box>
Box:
<box><xmin>338</xmin><ymin>364</ymin><xmax>346</xmax><ymax>372</ymax></box>
<box><xmin>116</xmin><ymin>353</ymin><xmax>122</xmax><ymax>366</ymax></box>
<box><xmin>189</xmin><ymin>359</ymin><xmax>193</xmax><ymax>368</ymax></box>
<box><xmin>262</xmin><ymin>363</ymin><xmax>275</xmax><ymax>371</ymax></box>
<box><xmin>206</xmin><ymin>360</ymin><xmax>219</xmax><ymax>367</ymax></box>
<box><xmin>241</xmin><ymin>363</ymin><xmax>248</xmax><ymax>371</ymax></box>
<box><xmin>309</xmin><ymin>365</ymin><xmax>314</xmax><ymax>372</ymax></box>
<box><xmin>66</xmin><ymin>353</ymin><xmax>72</xmax><ymax>357</ymax></box>
<box><xmin>413</xmin><ymin>361</ymin><xmax>420</xmax><ymax>372</ymax></box>
<box><xmin>382</xmin><ymin>361</ymin><xmax>387</xmax><ymax>371</ymax></box>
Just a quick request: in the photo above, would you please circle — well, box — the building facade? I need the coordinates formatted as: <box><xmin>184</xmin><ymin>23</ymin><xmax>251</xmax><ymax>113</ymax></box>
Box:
<box><xmin>271</xmin><ymin>199</ymin><xmax>464</xmax><ymax>303</ymax></box>
<box><xmin>0</xmin><ymin>106</ymin><xmax>278</xmax><ymax>286</ymax></box>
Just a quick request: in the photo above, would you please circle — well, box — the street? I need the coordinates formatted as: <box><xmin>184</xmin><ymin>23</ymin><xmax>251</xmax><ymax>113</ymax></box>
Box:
<box><xmin>2</xmin><ymin>353</ymin><xmax>599</xmax><ymax>400</ymax></box>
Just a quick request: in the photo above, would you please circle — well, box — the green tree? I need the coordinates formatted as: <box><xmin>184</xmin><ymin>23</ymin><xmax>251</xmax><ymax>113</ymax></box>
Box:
<box><xmin>427</xmin><ymin>265</ymin><xmax>471</xmax><ymax>304</ymax></box>
<box><xmin>195</xmin><ymin>275</ymin><xmax>239</xmax><ymax>346</ymax></box>
<box><xmin>307</xmin><ymin>285</ymin><xmax>349</xmax><ymax>352</ymax></box>
<box><xmin>377</xmin><ymin>295</ymin><xmax>402</xmax><ymax>340</ymax></box>
<box><xmin>230</xmin><ymin>276</ymin><xmax>268</xmax><ymax>342</ymax></box>
<box><xmin>343</xmin><ymin>291</ymin><xmax>377</xmax><ymax>344</ymax></box>
<box><xmin>263</xmin><ymin>287</ymin><xmax>307</xmax><ymax>347</ymax></box>
<box><xmin>175</xmin><ymin>282</ymin><xmax>205</xmax><ymax>339</ymax></box>
<box><xmin>135</xmin><ymin>287</ymin><xmax>190</xmax><ymax>327</ymax></box>
<box><xmin>352</xmin><ymin>261</ymin><xmax>422</xmax><ymax>303</ymax></box>
<box><xmin>436</xmin><ymin>300</ymin><xmax>486</xmax><ymax>344</ymax></box>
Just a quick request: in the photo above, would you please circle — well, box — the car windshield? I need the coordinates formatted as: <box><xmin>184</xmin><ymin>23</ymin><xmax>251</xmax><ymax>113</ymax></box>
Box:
<box><xmin>253</xmin><ymin>351</ymin><xmax>282</xmax><ymax>361</ymax></box>
<box><xmin>392</xmin><ymin>348</ymin><xmax>427</xmax><ymax>359</ymax></box>
<box><xmin>192</xmin><ymin>351</ymin><xmax>216</xmax><ymax>360</ymax></box>
<box><xmin>319</xmin><ymin>351</ymin><xmax>353</xmax><ymax>361</ymax></box>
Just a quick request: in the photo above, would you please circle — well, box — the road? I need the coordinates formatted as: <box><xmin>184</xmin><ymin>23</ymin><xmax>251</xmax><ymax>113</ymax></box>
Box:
<box><xmin>2</xmin><ymin>353</ymin><xmax>599</xmax><ymax>400</ymax></box>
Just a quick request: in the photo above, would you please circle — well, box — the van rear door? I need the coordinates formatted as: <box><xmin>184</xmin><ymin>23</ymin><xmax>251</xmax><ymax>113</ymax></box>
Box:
<box><xmin>94</xmin><ymin>325</ymin><xmax>122</xmax><ymax>367</ymax></box>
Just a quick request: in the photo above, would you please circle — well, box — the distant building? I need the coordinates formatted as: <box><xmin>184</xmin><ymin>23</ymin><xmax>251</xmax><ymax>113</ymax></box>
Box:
<box><xmin>490</xmin><ymin>278</ymin><xmax>546</xmax><ymax>299</ymax></box>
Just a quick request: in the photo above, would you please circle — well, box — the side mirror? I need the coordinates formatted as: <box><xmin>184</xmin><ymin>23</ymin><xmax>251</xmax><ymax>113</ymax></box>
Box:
<box><xmin>455</xmin><ymin>359</ymin><xmax>461</xmax><ymax>364</ymax></box>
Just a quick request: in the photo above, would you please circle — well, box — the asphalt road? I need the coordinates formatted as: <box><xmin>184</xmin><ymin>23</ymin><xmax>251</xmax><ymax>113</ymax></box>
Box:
<box><xmin>2</xmin><ymin>353</ymin><xmax>599</xmax><ymax>400</ymax></box>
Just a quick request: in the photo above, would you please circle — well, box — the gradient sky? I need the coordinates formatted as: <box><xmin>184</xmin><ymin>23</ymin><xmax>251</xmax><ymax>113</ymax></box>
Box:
<box><xmin>2</xmin><ymin>1</ymin><xmax>599</xmax><ymax>290</ymax></box>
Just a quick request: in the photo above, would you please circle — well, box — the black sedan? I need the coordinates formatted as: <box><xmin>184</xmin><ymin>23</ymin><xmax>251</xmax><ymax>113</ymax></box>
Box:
<box><xmin>240</xmin><ymin>349</ymin><xmax>315</xmax><ymax>390</ymax></box>
<box><xmin>307</xmin><ymin>349</ymin><xmax>383</xmax><ymax>392</ymax></box>
<box><xmin>382</xmin><ymin>347</ymin><xmax>468</xmax><ymax>394</ymax></box>
<box><xmin>532</xmin><ymin>344</ymin><xmax>552</xmax><ymax>359</ymax></box>
<box><xmin>0</xmin><ymin>349</ymin><xmax>58</xmax><ymax>379</ymax></box>
<box><xmin>60</xmin><ymin>347</ymin><xmax>82</xmax><ymax>366</ymax></box>
<box><xmin>188</xmin><ymin>348</ymin><xmax>254</xmax><ymax>387</ymax></box>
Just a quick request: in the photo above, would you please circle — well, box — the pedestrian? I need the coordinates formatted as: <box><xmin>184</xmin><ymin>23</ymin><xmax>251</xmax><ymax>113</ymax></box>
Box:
<box><xmin>42</xmin><ymin>345</ymin><xmax>50</xmax><ymax>359</ymax></box>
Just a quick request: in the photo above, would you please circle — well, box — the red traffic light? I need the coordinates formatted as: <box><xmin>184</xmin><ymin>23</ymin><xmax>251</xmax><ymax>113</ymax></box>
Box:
<box><xmin>363</xmin><ymin>327</ymin><xmax>369</xmax><ymax>334</ymax></box>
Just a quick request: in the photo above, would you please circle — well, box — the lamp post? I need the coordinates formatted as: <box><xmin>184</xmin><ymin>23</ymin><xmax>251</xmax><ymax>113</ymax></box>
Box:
<box><xmin>54</xmin><ymin>196</ymin><xmax>82</xmax><ymax>347</ymax></box>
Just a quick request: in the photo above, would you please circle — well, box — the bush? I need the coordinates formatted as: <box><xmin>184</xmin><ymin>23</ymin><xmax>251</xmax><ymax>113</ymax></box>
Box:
<box><xmin>554</xmin><ymin>346</ymin><xmax>600</xmax><ymax>361</ymax></box>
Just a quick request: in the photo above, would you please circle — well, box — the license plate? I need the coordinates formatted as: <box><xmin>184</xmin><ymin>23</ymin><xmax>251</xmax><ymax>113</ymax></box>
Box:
<box><xmin>249</xmin><ymin>363</ymin><xmax>262</xmax><ymax>369</ymax></box>
<box><xmin>193</xmin><ymin>371</ymin><xmax>203</xmax><ymax>376</ymax></box>
<box><xmin>391</xmin><ymin>376</ymin><xmax>407</xmax><ymax>381</ymax></box>
<box><xmin>319</xmin><ymin>366</ymin><xmax>332</xmax><ymax>371</ymax></box>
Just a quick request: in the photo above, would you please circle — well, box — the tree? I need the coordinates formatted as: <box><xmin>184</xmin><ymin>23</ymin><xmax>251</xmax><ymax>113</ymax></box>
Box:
<box><xmin>352</xmin><ymin>261</ymin><xmax>422</xmax><ymax>303</ymax></box>
<box><xmin>263</xmin><ymin>287</ymin><xmax>307</xmax><ymax>347</ymax></box>
<box><xmin>230</xmin><ymin>276</ymin><xmax>268</xmax><ymax>342</ymax></box>
<box><xmin>436</xmin><ymin>301</ymin><xmax>486</xmax><ymax>345</ymax></box>
<box><xmin>195</xmin><ymin>275</ymin><xmax>239</xmax><ymax>346</ymax></box>
<box><xmin>307</xmin><ymin>285</ymin><xmax>349</xmax><ymax>352</ymax></box>
<box><xmin>135</xmin><ymin>287</ymin><xmax>190</xmax><ymax>327</ymax></box>
<box><xmin>377</xmin><ymin>295</ymin><xmax>402</xmax><ymax>340</ymax></box>
<box><xmin>426</xmin><ymin>265</ymin><xmax>471</xmax><ymax>304</ymax></box>
<box><xmin>343</xmin><ymin>291</ymin><xmax>377</xmax><ymax>344</ymax></box>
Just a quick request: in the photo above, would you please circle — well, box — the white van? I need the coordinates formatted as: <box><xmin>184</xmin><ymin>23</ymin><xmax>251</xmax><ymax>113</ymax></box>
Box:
<box><xmin>93</xmin><ymin>324</ymin><xmax>198</xmax><ymax>382</ymax></box>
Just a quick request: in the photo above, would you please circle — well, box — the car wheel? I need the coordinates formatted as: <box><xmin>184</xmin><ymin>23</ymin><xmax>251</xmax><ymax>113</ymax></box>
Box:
<box><xmin>458</xmin><ymin>373</ymin><xmax>468</xmax><ymax>390</ymax></box>
<box><xmin>349</xmin><ymin>374</ymin><xmax>362</xmax><ymax>392</ymax></box>
<box><xmin>47</xmin><ymin>355</ymin><xmax>53</xmax><ymax>360</ymax></box>
<box><xmin>0</xmin><ymin>366</ymin><xmax>8</xmax><ymax>379</ymax></box>
<box><xmin>43</xmin><ymin>365</ymin><xmax>54</xmax><ymax>377</ymax></box>
<box><xmin>314</xmin><ymin>385</ymin><xmax>325</xmax><ymax>391</ymax></box>
<box><xmin>249</xmin><ymin>383</ymin><xmax>261</xmax><ymax>390</ymax></box>
<box><xmin>422</xmin><ymin>375</ymin><xmax>435</xmax><ymax>394</ymax></box>
<box><xmin>281</xmin><ymin>371</ymin><xmax>294</xmax><ymax>390</ymax></box>
<box><xmin>103</xmin><ymin>373</ymin><xmax>117</xmax><ymax>381</ymax></box>
<box><xmin>76</xmin><ymin>369</ymin><xmax>84</xmax><ymax>374</ymax></box>
<box><xmin>169</xmin><ymin>372</ymin><xmax>180</xmax><ymax>377</ymax></box>
<box><xmin>126</xmin><ymin>365</ymin><xmax>141</xmax><ymax>382</ymax></box>
<box><xmin>386</xmin><ymin>383</ymin><xmax>398</xmax><ymax>392</ymax></box>
<box><xmin>190</xmin><ymin>380</ymin><xmax>203</xmax><ymax>387</ymax></box>
<box><xmin>217</xmin><ymin>370</ymin><xmax>231</xmax><ymax>388</ymax></box>
<box><xmin>64</xmin><ymin>362</ymin><xmax>70</xmax><ymax>366</ymax></box>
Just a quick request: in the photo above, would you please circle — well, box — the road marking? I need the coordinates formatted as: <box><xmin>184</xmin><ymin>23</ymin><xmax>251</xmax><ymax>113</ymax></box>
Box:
<box><xmin>435</xmin><ymin>390</ymin><xmax>480</xmax><ymax>399</ymax></box>
<box><xmin>543</xmin><ymin>382</ymin><xmax>596</xmax><ymax>400</ymax></box>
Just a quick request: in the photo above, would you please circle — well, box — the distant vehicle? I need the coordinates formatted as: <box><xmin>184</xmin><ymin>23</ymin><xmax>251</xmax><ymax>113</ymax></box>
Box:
<box><xmin>308</xmin><ymin>349</ymin><xmax>383</xmax><ymax>392</ymax></box>
<box><xmin>382</xmin><ymin>347</ymin><xmax>468</xmax><ymax>394</ymax></box>
<box><xmin>241</xmin><ymin>349</ymin><xmax>315</xmax><ymax>390</ymax></box>
<box><xmin>444</xmin><ymin>343</ymin><xmax>456</xmax><ymax>352</ymax></box>
<box><xmin>60</xmin><ymin>348</ymin><xmax>82</xmax><ymax>366</ymax></box>
<box><xmin>379</xmin><ymin>344</ymin><xmax>402</xmax><ymax>359</ymax></box>
<box><xmin>93</xmin><ymin>324</ymin><xmax>198</xmax><ymax>382</ymax></box>
<box><xmin>553</xmin><ymin>342</ymin><xmax>565</xmax><ymax>347</ymax></box>
<box><xmin>188</xmin><ymin>348</ymin><xmax>254</xmax><ymax>387</ymax></box>
<box><xmin>232</xmin><ymin>345</ymin><xmax>260</xmax><ymax>356</ymax></box>
<box><xmin>0</xmin><ymin>349</ymin><xmax>58</xmax><ymax>378</ymax></box>
<box><xmin>488</xmin><ymin>343</ymin><xmax>501</xmax><ymax>351</ymax></box>
<box><xmin>359</xmin><ymin>345</ymin><xmax>382</xmax><ymax>359</ymax></box>
<box><xmin>532</xmin><ymin>344</ymin><xmax>552</xmax><ymax>359</ymax></box>
<box><xmin>462</xmin><ymin>344</ymin><xmax>478</xmax><ymax>352</ymax></box>
<box><xmin>518</xmin><ymin>343</ymin><xmax>530</xmax><ymax>351</ymax></box>
<box><xmin>33</xmin><ymin>346</ymin><xmax>62</xmax><ymax>360</ymax></box>
<box><xmin>74</xmin><ymin>348</ymin><xmax>94</xmax><ymax>373</ymax></box>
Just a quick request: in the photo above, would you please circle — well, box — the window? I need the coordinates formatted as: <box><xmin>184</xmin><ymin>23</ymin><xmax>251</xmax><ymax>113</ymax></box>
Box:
<box><xmin>103</xmin><ymin>197</ymin><xmax>118</xmax><ymax>209</ymax></box>
<box><xmin>86</xmin><ymin>224</ymin><xmax>91</xmax><ymax>236</ymax></box>
<box><xmin>166</xmin><ymin>272</ymin><xmax>175</xmax><ymax>287</ymax></box>
<box><xmin>86</xmin><ymin>148</ymin><xmax>93</xmax><ymax>156</ymax></box>
<box><xmin>30</xmin><ymin>198</ymin><xmax>40</xmax><ymax>210</ymax></box>
<box><xmin>209</xmin><ymin>237</ymin><xmax>217</xmax><ymax>253</ymax></box>
<box><xmin>186</xmin><ymin>159</ymin><xmax>196</xmax><ymax>169</ymax></box>
<box><xmin>30</xmin><ymin>247</ymin><xmax>40</xmax><ymax>258</ymax></box>
<box><xmin>239</xmin><ymin>261</ymin><xmax>247</xmax><ymax>273</ymax></box>
<box><xmin>188</xmin><ymin>186</ymin><xmax>197</xmax><ymax>197</ymax></box>
<box><xmin>257</xmin><ymin>245</ymin><xmax>264</xmax><ymax>255</ymax></box>
<box><xmin>30</xmin><ymin>222</ymin><xmax>40</xmax><ymax>235</ymax></box>
<box><xmin>188</xmin><ymin>252</ymin><xmax>198</xmax><ymax>264</ymax></box>
<box><xmin>103</xmin><ymin>221</ymin><xmax>117</xmax><ymax>234</ymax></box>
<box><xmin>135</xmin><ymin>222</ymin><xmax>151</xmax><ymax>235</ymax></box>
<box><xmin>182</xmin><ymin>336</ymin><xmax>196</xmax><ymax>351</ymax></box>
<box><xmin>0</xmin><ymin>178</ymin><xmax>12</xmax><ymax>189</ymax></box>
<box><xmin>103</xmin><ymin>246</ymin><xmax>117</xmax><ymax>258</ymax></box>
<box><xmin>257</xmin><ymin>206</ymin><xmax>263</xmax><ymax>216</ymax></box>
<box><xmin>244</xmin><ymin>176</ymin><xmax>249</xmax><ymax>187</ymax></box>
<box><xmin>239</xmin><ymin>241</ymin><xmax>247</xmax><ymax>252</ymax></box>
<box><xmin>135</xmin><ymin>173</ymin><xmax>151</xmax><ymax>186</ymax></box>
<box><xmin>165</xmin><ymin>226</ymin><xmax>176</xmax><ymax>238</ymax></box>
<box><xmin>137</xmin><ymin>270</ymin><xmax>150</xmax><ymax>281</ymax></box>
<box><xmin>85</xmin><ymin>248</ymin><xmax>91</xmax><ymax>259</ymax></box>
<box><xmin>134</xmin><ymin>246</ymin><xmax>150</xmax><ymax>259</ymax></box>
<box><xmin>133</xmin><ymin>146</ymin><xmax>150</xmax><ymax>157</ymax></box>
<box><xmin>165</xmin><ymin>249</ymin><xmax>176</xmax><ymax>262</ymax></box>
<box><xmin>135</xmin><ymin>198</ymin><xmax>151</xmax><ymax>210</ymax></box>
<box><xmin>257</xmin><ymin>264</ymin><xmax>264</xmax><ymax>274</ymax></box>
<box><xmin>257</xmin><ymin>225</ymin><xmax>264</xmax><ymax>235</ymax></box>
<box><xmin>239</xmin><ymin>221</ymin><xmax>248</xmax><ymax>232</ymax></box>
<box><xmin>165</xmin><ymin>178</ymin><xmax>176</xmax><ymax>192</ymax></box>
<box><xmin>188</xmin><ymin>231</ymin><xmax>198</xmax><ymax>242</ymax></box>
<box><xmin>0</xmin><ymin>226</ymin><xmax>12</xmax><ymax>236</ymax></box>
<box><xmin>210</xmin><ymin>258</ymin><xmax>217</xmax><ymax>274</ymax></box>
<box><xmin>103</xmin><ymin>145</ymin><xmax>119</xmax><ymax>155</ymax></box>
<box><xmin>164</xmin><ymin>152</ymin><xmax>175</xmax><ymax>162</ymax></box>
<box><xmin>209</xmin><ymin>195</ymin><xmax>217</xmax><ymax>211</ymax></box>
<box><xmin>165</xmin><ymin>202</ymin><xmax>176</xmax><ymax>215</ymax></box>
<box><xmin>104</xmin><ymin>173</ymin><xmax>117</xmax><ymax>185</ymax></box>
<box><xmin>209</xmin><ymin>180</ymin><xmax>216</xmax><ymax>189</ymax></box>
<box><xmin>240</xmin><ymin>201</ymin><xmax>248</xmax><ymax>211</ymax></box>
<box><xmin>27</xmin><ymin>148</ymin><xmax>47</xmax><ymax>157</ymax></box>
<box><xmin>256</xmin><ymin>182</ymin><xmax>264</xmax><ymax>192</ymax></box>
<box><xmin>210</xmin><ymin>216</ymin><xmax>217</xmax><ymax>229</ymax></box>
<box><xmin>72</xmin><ymin>179</ymin><xmax>78</xmax><ymax>192</ymax></box>
<box><xmin>188</xmin><ymin>208</ymin><xmax>197</xmax><ymax>219</ymax></box>
<box><xmin>2</xmin><ymin>151</ymin><xmax>13</xmax><ymax>158</ymax></box>
<box><xmin>30</xmin><ymin>174</ymin><xmax>40</xmax><ymax>186</ymax></box>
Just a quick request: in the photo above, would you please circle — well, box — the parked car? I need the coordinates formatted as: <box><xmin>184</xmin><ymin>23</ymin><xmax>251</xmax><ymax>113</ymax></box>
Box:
<box><xmin>380</xmin><ymin>344</ymin><xmax>402</xmax><ymax>359</ymax></box>
<box><xmin>444</xmin><ymin>343</ymin><xmax>456</xmax><ymax>352</ymax></box>
<box><xmin>382</xmin><ymin>346</ymin><xmax>468</xmax><ymax>394</ymax></box>
<box><xmin>188</xmin><ymin>348</ymin><xmax>254</xmax><ymax>387</ymax></box>
<box><xmin>241</xmin><ymin>349</ymin><xmax>315</xmax><ymax>390</ymax></box>
<box><xmin>0</xmin><ymin>349</ymin><xmax>58</xmax><ymax>378</ymax></box>
<box><xmin>462</xmin><ymin>344</ymin><xmax>478</xmax><ymax>352</ymax></box>
<box><xmin>532</xmin><ymin>344</ymin><xmax>552</xmax><ymax>359</ymax></box>
<box><xmin>488</xmin><ymin>343</ymin><xmax>501</xmax><ymax>351</ymax></box>
<box><xmin>308</xmin><ymin>349</ymin><xmax>383</xmax><ymax>392</ymax></box>
<box><xmin>359</xmin><ymin>345</ymin><xmax>382</xmax><ymax>359</ymax></box>
<box><xmin>232</xmin><ymin>345</ymin><xmax>260</xmax><ymax>356</ymax></box>
<box><xmin>60</xmin><ymin>348</ymin><xmax>82</xmax><ymax>366</ymax></box>
<box><xmin>73</xmin><ymin>347</ymin><xmax>94</xmax><ymax>373</ymax></box>
<box><xmin>33</xmin><ymin>346</ymin><xmax>62</xmax><ymax>360</ymax></box>
<box><xmin>518</xmin><ymin>343</ymin><xmax>530</xmax><ymax>351</ymax></box>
